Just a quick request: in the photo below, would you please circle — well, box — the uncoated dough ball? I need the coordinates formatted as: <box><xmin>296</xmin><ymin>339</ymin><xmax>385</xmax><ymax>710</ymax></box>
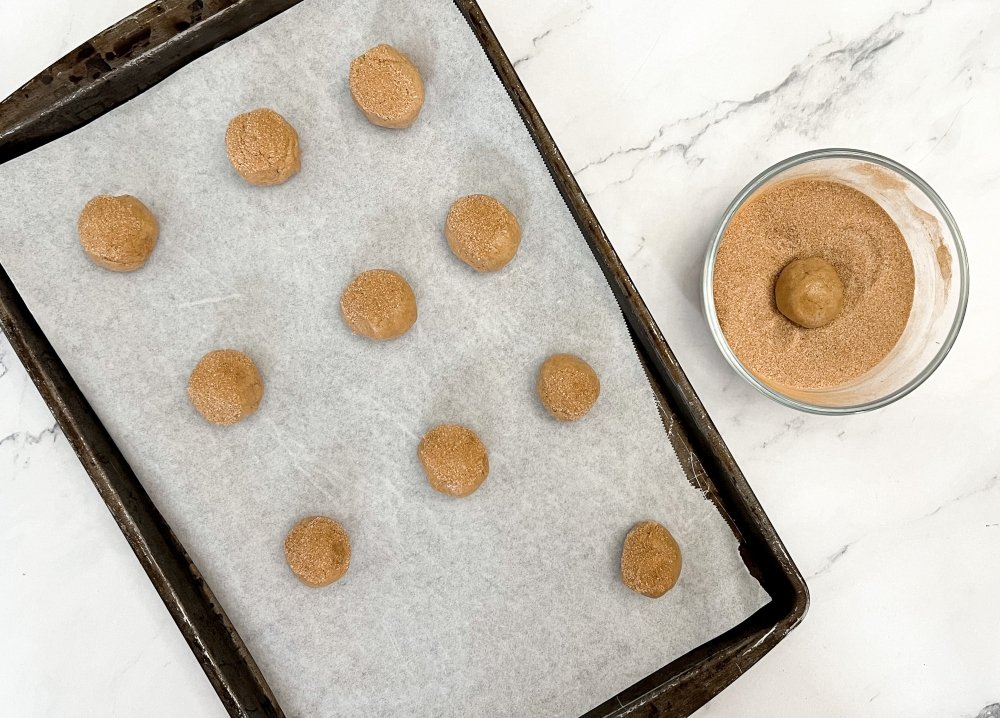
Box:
<box><xmin>349</xmin><ymin>44</ymin><xmax>425</xmax><ymax>129</ymax></box>
<box><xmin>445</xmin><ymin>194</ymin><xmax>522</xmax><ymax>272</ymax></box>
<box><xmin>537</xmin><ymin>353</ymin><xmax>600</xmax><ymax>421</ymax></box>
<box><xmin>418</xmin><ymin>424</ymin><xmax>489</xmax><ymax>497</ymax></box>
<box><xmin>284</xmin><ymin>516</ymin><xmax>351</xmax><ymax>588</ymax></box>
<box><xmin>620</xmin><ymin>520</ymin><xmax>683</xmax><ymax>598</ymax></box>
<box><xmin>774</xmin><ymin>256</ymin><xmax>845</xmax><ymax>329</ymax></box>
<box><xmin>225</xmin><ymin>108</ymin><xmax>300</xmax><ymax>186</ymax></box>
<box><xmin>340</xmin><ymin>269</ymin><xmax>417</xmax><ymax>341</ymax></box>
<box><xmin>77</xmin><ymin>195</ymin><xmax>158</xmax><ymax>271</ymax></box>
<box><xmin>187</xmin><ymin>349</ymin><xmax>264</xmax><ymax>426</ymax></box>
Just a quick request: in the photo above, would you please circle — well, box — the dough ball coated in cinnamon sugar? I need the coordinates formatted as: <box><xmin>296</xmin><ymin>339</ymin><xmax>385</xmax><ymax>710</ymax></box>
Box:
<box><xmin>77</xmin><ymin>194</ymin><xmax>158</xmax><ymax>271</ymax></box>
<box><xmin>340</xmin><ymin>269</ymin><xmax>417</xmax><ymax>341</ymax></box>
<box><xmin>187</xmin><ymin>349</ymin><xmax>264</xmax><ymax>426</ymax></box>
<box><xmin>774</xmin><ymin>256</ymin><xmax>845</xmax><ymax>329</ymax></box>
<box><xmin>225</xmin><ymin>108</ymin><xmax>300</xmax><ymax>186</ymax></box>
<box><xmin>284</xmin><ymin>516</ymin><xmax>351</xmax><ymax>587</ymax></box>
<box><xmin>349</xmin><ymin>44</ymin><xmax>425</xmax><ymax>129</ymax></box>
<box><xmin>445</xmin><ymin>194</ymin><xmax>521</xmax><ymax>272</ymax></box>
<box><xmin>418</xmin><ymin>424</ymin><xmax>489</xmax><ymax>497</ymax></box>
<box><xmin>537</xmin><ymin>353</ymin><xmax>600</xmax><ymax>422</ymax></box>
<box><xmin>621</xmin><ymin>520</ymin><xmax>683</xmax><ymax>598</ymax></box>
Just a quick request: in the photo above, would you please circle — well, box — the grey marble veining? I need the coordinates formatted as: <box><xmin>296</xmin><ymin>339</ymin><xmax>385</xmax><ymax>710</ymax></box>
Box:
<box><xmin>480</xmin><ymin>1</ymin><xmax>1000</xmax><ymax>715</ymax></box>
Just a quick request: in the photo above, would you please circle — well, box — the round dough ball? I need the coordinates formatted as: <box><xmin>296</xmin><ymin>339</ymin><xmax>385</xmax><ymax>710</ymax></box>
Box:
<box><xmin>537</xmin><ymin>353</ymin><xmax>600</xmax><ymax>422</ymax></box>
<box><xmin>340</xmin><ymin>269</ymin><xmax>417</xmax><ymax>341</ymax></box>
<box><xmin>774</xmin><ymin>256</ymin><xmax>845</xmax><ymax>329</ymax></box>
<box><xmin>418</xmin><ymin>424</ymin><xmax>489</xmax><ymax>497</ymax></box>
<box><xmin>620</xmin><ymin>520</ymin><xmax>683</xmax><ymax>598</ymax></box>
<box><xmin>349</xmin><ymin>44</ymin><xmax>425</xmax><ymax>129</ymax></box>
<box><xmin>77</xmin><ymin>195</ymin><xmax>158</xmax><ymax>271</ymax></box>
<box><xmin>187</xmin><ymin>349</ymin><xmax>264</xmax><ymax>426</ymax></box>
<box><xmin>284</xmin><ymin>516</ymin><xmax>351</xmax><ymax>587</ymax></box>
<box><xmin>445</xmin><ymin>194</ymin><xmax>521</xmax><ymax>272</ymax></box>
<box><xmin>225</xmin><ymin>108</ymin><xmax>300</xmax><ymax>186</ymax></box>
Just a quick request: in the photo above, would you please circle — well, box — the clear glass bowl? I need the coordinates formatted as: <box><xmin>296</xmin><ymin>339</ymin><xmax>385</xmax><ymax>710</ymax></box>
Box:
<box><xmin>702</xmin><ymin>148</ymin><xmax>969</xmax><ymax>414</ymax></box>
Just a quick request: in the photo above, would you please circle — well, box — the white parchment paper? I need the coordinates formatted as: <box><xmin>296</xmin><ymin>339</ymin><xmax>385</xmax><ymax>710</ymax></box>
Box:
<box><xmin>0</xmin><ymin>0</ymin><xmax>768</xmax><ymax>714</ymax></box>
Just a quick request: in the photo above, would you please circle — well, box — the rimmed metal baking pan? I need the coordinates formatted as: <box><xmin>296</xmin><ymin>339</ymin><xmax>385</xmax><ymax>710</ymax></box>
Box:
<box><xmin>0</xmin><ymin>1</ymin><xmax>808</xmax><ymax>716</ymax></box>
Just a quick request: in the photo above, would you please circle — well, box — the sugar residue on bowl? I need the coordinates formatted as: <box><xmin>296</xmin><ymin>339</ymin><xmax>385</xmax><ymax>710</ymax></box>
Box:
<box><xmin>712</xmin><ymin>179</ymin><xmax>915</xmax><ymax>390</ymax></box>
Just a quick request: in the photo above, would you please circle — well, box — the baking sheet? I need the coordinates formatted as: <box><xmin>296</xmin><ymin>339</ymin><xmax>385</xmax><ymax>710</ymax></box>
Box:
<box><xmin>0</xmin><ymin>0</ymin><xmax>769</xmax><ymax>714</ymax></box>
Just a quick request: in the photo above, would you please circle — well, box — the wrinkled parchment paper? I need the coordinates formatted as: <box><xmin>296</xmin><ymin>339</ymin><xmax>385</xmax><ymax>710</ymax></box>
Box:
<box><xmin>0</xmin><ymin>0</ymin><xmax>768</xmax><ymax>714</ymax></box>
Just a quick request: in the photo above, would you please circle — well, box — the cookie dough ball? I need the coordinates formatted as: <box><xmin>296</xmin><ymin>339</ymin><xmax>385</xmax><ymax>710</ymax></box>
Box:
<box><xmin>537</xmin><ymin>353</ymin><xmax>600</xmax><ymax>422</ymax></box>
<box><xmin>775</xmin><ymin>257</ymin><xmax>845</xmax><ymax>329</ymax></box>
<box><xmin>445</xmin><ymin>194</ymin><xmax>522</xmax><ymax>272</ymax></box>
<box><xmin>187</xmin><ymin>349</ymin><xmax>264</xmax><ymax>426</ymax></box>
<box><xmin>225</xmin><ymin>108</ymin><xmax>300</xmax><ymax>186</ymax></box>
<box><xmin>340</xmin><ymin>269</ymin><xmax>417</xmax><ymax>341</ymax></box>
<box><xmin>284</xmin><ymin>516</ymin><xmax>351</xmax><ymax>587</ymax></box>
<box><xmin>77</xmin><ymin>195</ymin><xmax>158</xmax><ymax>271</ymax></box>
<box><xmin>418</xmin><ymin>424</ymin><xmax>489</xmax><ymax>497</ymax></box>
<box><xmin>621</xmin><ymin>521</ymin><xmax>683</xmax><ymax>598</ymax></box>
<box><xmin>349</xmin><ymin>44</ymin><xmax>425</xmax><ymax>129</ymax></box>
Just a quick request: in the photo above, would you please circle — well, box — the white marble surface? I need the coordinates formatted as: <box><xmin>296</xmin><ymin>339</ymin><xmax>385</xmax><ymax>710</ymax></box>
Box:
<box><xmin>0</xmin><ymin>0</ymin><xmax>997</xmax><ymax>716</ymax></box>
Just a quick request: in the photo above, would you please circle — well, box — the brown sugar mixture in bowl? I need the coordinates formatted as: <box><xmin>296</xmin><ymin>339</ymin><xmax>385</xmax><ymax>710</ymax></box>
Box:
<box><xmin>712</xmin><ymin>179</ymin><xmax>915</xmax><ymax>390</ymax></box>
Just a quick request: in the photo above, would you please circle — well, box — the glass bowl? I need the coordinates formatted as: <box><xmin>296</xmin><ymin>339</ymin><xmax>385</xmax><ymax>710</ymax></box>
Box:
<box><xmin>702</xmin><ymin>148</ymin><xmax>969</xmax><ymax>414</ymax></box>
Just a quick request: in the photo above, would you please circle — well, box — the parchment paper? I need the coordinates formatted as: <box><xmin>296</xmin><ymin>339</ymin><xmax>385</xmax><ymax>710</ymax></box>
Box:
<box><xmin>0</xmin><ymin>0</ymin><xmax>768</xmax><ymax>714</ymax></box>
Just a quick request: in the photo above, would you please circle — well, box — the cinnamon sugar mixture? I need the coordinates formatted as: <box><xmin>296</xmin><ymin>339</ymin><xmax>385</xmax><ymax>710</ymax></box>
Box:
<box><xmin>713</xmin><ymin>179</ymin><xmax>915</xmax><ymax>390</ymax></box>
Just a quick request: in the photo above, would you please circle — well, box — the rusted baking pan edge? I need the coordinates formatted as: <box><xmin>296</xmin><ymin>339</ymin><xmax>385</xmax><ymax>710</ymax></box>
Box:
<box><xmin>454</xmin><ymin>3</ymin><xmax>807</xmax><ymax>715</ymax></box>
<box><xmin>0</xmin><ymin>264</ymin><xmax>283</xmax><ymax>718</ymax></box>
<box><xmin>0</xmin><ymin>0</ymin><xmax>303</xmax><ymax>163</ymax></box>
<box><xmin>0</xmin><ymin>1</ymin><xmax>807</xmax><ymax>716</ymax></box>
<box><xmin>1</xmin><ymin>2</ymin><xmax>304</xmax><ymax>716</ymax></box>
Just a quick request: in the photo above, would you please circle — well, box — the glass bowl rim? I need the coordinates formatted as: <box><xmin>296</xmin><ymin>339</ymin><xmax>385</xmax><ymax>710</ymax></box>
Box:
<box><xmin>701</xmin><ymin>147</ymin><xmax>970</xmax><ymax>415</ymax></box>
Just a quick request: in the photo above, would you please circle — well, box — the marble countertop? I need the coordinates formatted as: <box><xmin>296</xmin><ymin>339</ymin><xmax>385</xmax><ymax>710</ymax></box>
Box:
<box><xmin>1</xmin><ymin>1</ymin><xmax>997</xmax><ymax>716</ymax></box>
